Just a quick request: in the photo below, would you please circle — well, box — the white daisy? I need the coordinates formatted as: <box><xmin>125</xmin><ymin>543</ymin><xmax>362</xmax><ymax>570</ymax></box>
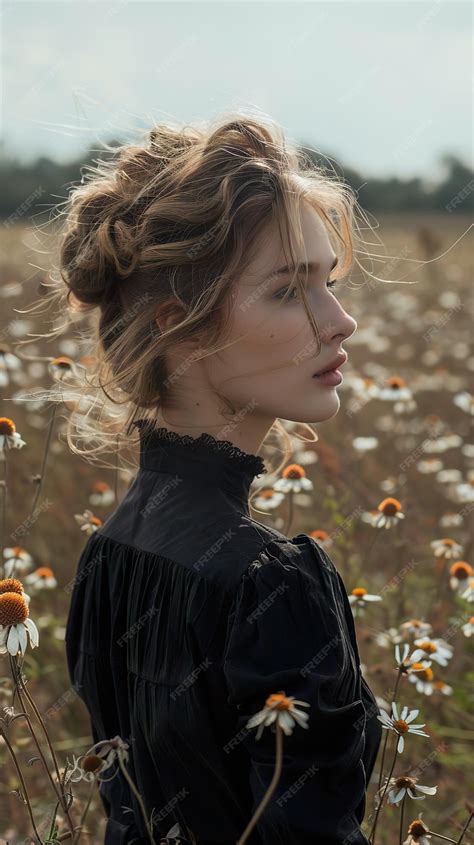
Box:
<box><xmin>24</xmin><ymin>567</ymin><xmax>57</xmax><ymax>590</ymax></box>
<box><xmin>0</xmin><ymin>590</ymin><xmax>39</xmax><ymax>656</ymax></box>
<box><xmin>348</xmin><ymin>587</ymin><xmax>382</xmax><ymax>617</ymax></box>
<box><xmin>410</xmin><ymin>637</ymin><xmax>453</xmax><ymax>667</ymax></box>
<box><xmin>371</xmin><ymin>497</ymin><xmax>405</xmax><ymax>529</ymax></box>
<box><xmin>252</xmin><ymin>488</ymin><xmax>286</xmax><ymax>511</ymax></box>
<box><xmin>461</xmin><ymin>578</ymin><xmax>474</xmax><ymax>602</ymax></box>
<box><xmin>246</xmin><ymin>691</ymin><xmax>310</xmax><ymax>740</ymax></box>
<box><xmin>3</xmin><ymin>547</ymin><xmax>33</xmax><ymax>578</ymax></box>
<box><xmin>352</xmin><ymin>437</ymin><xmax>379</xmax><ymax>452</ymax></box>
<box><xmin>273</xmin><ymin>464</ymin><xmax>313</xmax><ymax>494</ymax></box>
<box><xmin>416</xmin><ymin>459</ymin><xmax>443</xmax><ymax>474</ymax></box>
<box><xmin>386</xmin><ymin>775</ymin><xmax>437</xmax><ymax>805</ymax></box>
<box><xmin>89</xmin><ymin>482</ymin><xmax>115</xmax><ymax>507</ymax></box>
<box><xmin>377</xmin><ymin>702</ymin><xmax>429</xmax><ymax>753</ymax></box>
<box><xmin>376</xmin><ymin>627</ymin><xmax>403</xmax><ymax>648</ymax></box>
<box><xmin>399</xmin><ymin>619</ymin><xmax>433</xmax><ymax>638</ymax></box>
<box><xmin>74</xmin><ymin>510</ymin><xmax>104</xmax><ymax>534</ymax></box>
<box><xmin>462</xmin><ymin>616</ymin><xmax>474</xmax><ymax>637</ymax></box>
<box><xmin>0</xmin><ymin>417</ymin><xmax>26</xmax><ymax>452</ymax></box>
<box><xmin>376</xmin><ymin>376</ymin><xmax>413</xmax><ymax>402</ymax></box>
<box><xmin>453</xmin><ymin>391</ymin><xmax>474</xmax><ymax>416</ymax></box>
<box><xmin>430</xmin><ymin>538</ymin><xmax>463</xmax><ymax>559</ymax></box>
<box><xmin>407</xmin><ymin>663</ymin><xmax>435</xmax><ymax>696</ymax></box>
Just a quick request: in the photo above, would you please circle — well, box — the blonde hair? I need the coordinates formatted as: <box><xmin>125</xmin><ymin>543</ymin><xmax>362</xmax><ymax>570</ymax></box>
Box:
<box><xmin>27</xmin><ymin>112</ymin><xmax>383</xmax><ymax>488</ymax></box>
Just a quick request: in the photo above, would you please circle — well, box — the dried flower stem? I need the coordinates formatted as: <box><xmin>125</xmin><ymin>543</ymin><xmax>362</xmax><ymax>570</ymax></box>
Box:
<box><xmin>236</xmin><ymin>723</ymin><xmax>284</xmax><ymax>845</ymax></box>
<box><xmin>377</xmin><ymin>669</ymin><xmax>402</xmax><ymax>792</ymax></box>
<box><xmin>369</xmin><ymin>739</ymin><xmax>398</xmax><ymax>844</ymax></box>
<box><xmin>30</xmin><ymin>402</ymin><xmax>58</xmax><ymax>514</ymax></box>
<box><xmin>0</xmin><ymin>725</ymin><xmax>43</xmax><ymax>845</ymax></box>
<box><xmin>10</xmin><ymin>655</ymin><xmax>75</xmax><ymax>837</ymax></box>
<box><xmin>116</xmin><ymin>751</ymin><xmax>156</xmax><ymax>845</ymax></box>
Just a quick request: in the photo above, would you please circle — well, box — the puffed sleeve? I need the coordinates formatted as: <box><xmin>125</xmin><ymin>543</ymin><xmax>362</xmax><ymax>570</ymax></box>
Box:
<box><xmin>223</xmin><ymin>539</ymin><xmax>370</xmax><ymax>845</ymax></box>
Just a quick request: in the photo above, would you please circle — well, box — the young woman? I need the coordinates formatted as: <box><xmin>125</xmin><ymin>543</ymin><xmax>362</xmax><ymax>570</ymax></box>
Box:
<box><xmin>62</xmin><ymin>114</ymin><xmax>382</xmax><ymax>844</ymax></box>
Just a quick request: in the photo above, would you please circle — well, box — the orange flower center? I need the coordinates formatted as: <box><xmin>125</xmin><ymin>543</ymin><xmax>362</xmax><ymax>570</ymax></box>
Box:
<box><xmin>0</xmin><ymin>417</ymin><xmax>16</xmax><ymax>436</ymax></box>
<box><xmin>265</xmin><ymin>692</ymin><xmax>292</xmax><ymax>711</ymax></box>
<box><xmin>408</xmin><ymin>820</ymin><xmax>429</xmax><ymax>836</ymax></box>
<box><xmin>449</xmin><ymin>561</ymin><xmax>473</xmax><ymax>579</ymax></box>
<box><xmin>310</xmin><ymin>530</ymin><xmax>329</xmax><ymax>541</ymax></box>
<box><xmin>35</xmin><ymin>567</ymin><xmax>54</xmax><ymax>579</ymax></box>
<box><xmin>417</xmin><ymin>641</ymin><xmax>437</xmax><ymax>653</ymax></box>
<box><xmin>378</xmin><ymin>497</ymin><xmax>402</xmax><ymax>516</ymax></box>
<box><xmin>51</xmin><ymin>356</ymin><xmax>73</xmax><ymax>369</ymax></box>
<box><xmin>261</xmin><ymin>489</ymin><xmax>276</xmax><ymax>500</ymax></box>
<box><xmin>0</xmin><ymin>578</ymin><xmax>25</xmax><ymax>595</ymax></box>
<box><xmin>434</xmin><ymin>681</ymin><xmax>446</xmax><ymax>689</ymax></box>
<box><xmin>412</xmin><ymin>665</ymin><xmax>434</xmax><ymax>681</ymax></box>
<box><xmin>352</xmin><ymin>587</ymin><xmax>367</xmax><ymax>597</ymax></box>
<box><xmin>282</xmin><ymin>464</ymin><xmax>305</xmax><ymax>480</ymax></box>
<box><xmin>90</xmin><ymin>516</ymin><xmax>103</xmax><ymax>526</ymax></box>
<box><xmin>393</xmin><ymin>719</ymin><xmax>409</xmax><ymax>734</ymax></box>
<box><xmin>469</xmin><ymin>617</ymin><xmax>474</xmax><ymax>625</ymax></box>
<box><xmin>387</xmin><ymin>376</ymin><xmax>406</xmax><ymax>389</ymax></box>
<box><xmin>93</xmin><ymin>482</ymin><xmax>110</xmax><ymax>493</ymax></box>
<box><xmin>0</xmin><ymin>592</ymin><xmax>29</xmax><ymax>626</ymax></box>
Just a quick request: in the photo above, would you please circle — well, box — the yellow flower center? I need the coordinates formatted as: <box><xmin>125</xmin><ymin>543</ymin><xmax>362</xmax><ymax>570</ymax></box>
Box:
<box><xmin>0</xmin><ymin>417</ymin><xmax>16</xmax><ymax>436</ymax></box>
<box><xmin>378</xmin><ymin>497</ymin><xmax>402</xmax><ymax>516</ymax></box>
<box><xmin>0</xmin><ymin>578</ymin><xmax>25</xmax><ymax>595</ymax></box>
<box><xmin>282</xmin><ymin>464</ymin><xmax>305</xmax><ymax>480</ymax></box>
<box><xmin>412</xmin><ymin>666</ymin><xmax>434</xmax><ymax>681</ymax></box>
<box><xmin>352</xmin><ymin>587</ymin><xmax>367</xmax><ymax>597</ymax></box>
<box><xmin>265</xmin><ymin>692</ymin><xmax>292</xmax><ymax>711</ymax></box>
<box><xmin>0</xmin><ymin>592</ymin><xmax>29</xmax><ymax>626</ymax></box>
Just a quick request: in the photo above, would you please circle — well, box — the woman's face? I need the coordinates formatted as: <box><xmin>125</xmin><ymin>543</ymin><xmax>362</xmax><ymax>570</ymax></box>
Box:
<box><xmin>204</xmin><ymin>201</ymin><xmax>358</xmax><ymax>428</ymax></box>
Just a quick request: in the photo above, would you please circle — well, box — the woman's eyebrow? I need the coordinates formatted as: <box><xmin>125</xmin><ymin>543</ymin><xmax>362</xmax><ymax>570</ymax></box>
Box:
<box><xmin>263</xmin><ymin>254</ymin><xmax>338</xmax><ymax>281</ymax></box>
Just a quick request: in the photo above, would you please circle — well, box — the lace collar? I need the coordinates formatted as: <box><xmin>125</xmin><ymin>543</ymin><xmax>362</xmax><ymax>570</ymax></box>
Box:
<box><xmin>132</xmin><ymin>419</ymin><xmax>268</xmax><ymax>493</ymax></box>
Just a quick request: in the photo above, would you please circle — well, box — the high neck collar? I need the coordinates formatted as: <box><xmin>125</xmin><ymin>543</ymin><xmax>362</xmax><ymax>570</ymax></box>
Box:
<box><xmin>132</xmin><ymin>419</ymin><xmax>268</xmax><ymax>508</ymax></box>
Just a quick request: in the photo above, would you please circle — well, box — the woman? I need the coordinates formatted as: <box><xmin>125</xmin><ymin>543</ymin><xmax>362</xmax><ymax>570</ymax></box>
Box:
<box><xmin>63</xmin><ymin>114</ymin><xmax>382</xmax><ymax>844</ymax></box>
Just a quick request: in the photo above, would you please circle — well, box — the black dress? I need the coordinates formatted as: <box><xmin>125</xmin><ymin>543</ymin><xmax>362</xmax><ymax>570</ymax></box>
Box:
<box><xmin>65</xmin><ymin>420</ymin><xmax>382</xmax><ymax>845</ymax></box>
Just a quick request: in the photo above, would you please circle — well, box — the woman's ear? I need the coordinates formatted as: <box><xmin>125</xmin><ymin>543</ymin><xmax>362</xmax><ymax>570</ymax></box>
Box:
<box><xmin>154</xmin><ymin>299</ymin><xmax>187</xmax><ymax>334</ymax></box>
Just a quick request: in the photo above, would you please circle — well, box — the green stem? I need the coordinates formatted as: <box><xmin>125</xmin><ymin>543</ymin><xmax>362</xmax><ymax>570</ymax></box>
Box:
<box><xmin>237</xmin><ymin>724</ymin><xmax>284</xmax><ymax>845</ymax></box>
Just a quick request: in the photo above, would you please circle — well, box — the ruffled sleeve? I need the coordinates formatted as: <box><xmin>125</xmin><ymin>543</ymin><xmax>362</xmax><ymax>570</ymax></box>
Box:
<box><xmin>223</xmin><ymin>538</ymin><xmax>370</xmax><ymax>845</ymax></box>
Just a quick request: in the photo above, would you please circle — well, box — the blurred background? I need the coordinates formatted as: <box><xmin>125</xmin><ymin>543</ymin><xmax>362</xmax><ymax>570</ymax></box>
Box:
<box><xmin>0</xmin><ymin>1</ymin><xmax>473</xmax><ymax>843</ymax></box>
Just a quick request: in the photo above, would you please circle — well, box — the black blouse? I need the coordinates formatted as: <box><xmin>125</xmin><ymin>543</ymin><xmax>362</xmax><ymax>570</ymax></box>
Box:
<box><xmin>65</xmin><ymin>421</ymin><xmax>382</xmax><ymax>845</ymax></box>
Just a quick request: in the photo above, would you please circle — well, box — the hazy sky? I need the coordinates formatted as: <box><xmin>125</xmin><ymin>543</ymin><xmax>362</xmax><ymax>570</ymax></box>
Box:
<box><xmin>2</xmin><ymin>0</ymin><xmax>472</xmax><ymax>180</ymax></box>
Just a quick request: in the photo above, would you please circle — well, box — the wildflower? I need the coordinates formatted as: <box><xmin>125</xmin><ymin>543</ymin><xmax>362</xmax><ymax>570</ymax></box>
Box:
<box><xmin>403</xmin><ymin>816</ymin><xmax>431</xmax><ymax>844</ymax></box>
<box><xmin>352</xmin><ymin>437</ymin><xmax>379</xmax><ymax>452</ymax></box>
<box><xmin>462</xmin><ymin>616</ymin><xmax>474</xmax><ymax>637</ymax></box>
<box><xmin>407</xmin><ymin>663</ymin><xmax>435</xmax><ymax>695</ymax></box>
<box><xmin>273</xmin><ymin>464</ymin><xmax>313</xmax><ymax>494</ymax></box>
<box><xmin>439</xmin><ymin>511</ymin><xmax>464</xmax><ymax>528</ymax></box>
<box><xmin>387</xmin><ymin>775</ymin><xmax>437</xmax><ymax>805</ymax></box>
<box><xmin>348</xmin><ymin>587</ymin><xmax>382</xmax><ymax>617</ymax></box>
<box><xmin>24</xmin><ymin>567</ymin><xmax>57</xmax><ymax>590</ymax></box>
<box><xmin>417</xmin><ymin>459</ymin><xmax>444</xmax><ymax>474</ymax></box>
<box><xmin>309</xmin><ymin>529</ymin><xmax>333</xmax><ymax>550</ymax></box>
<box><xmin>68</xmin><ymin>735</ymin><xmax>130</xmax><ymax>783</ymax></box>
<box><xmin>410</xmin><ymin>637</ymin><xmax>453</xmax><ymax>667</ymax></box>
<box><xmin>0</xmin><ymin>418</ymin><xmax>26</xmax><ymax>452</ymax></box>
<box><xmin>449</xmin><ymin>561</ymin><xmax>473</xmax><ymax>592</ymax></box>
<box><xmin>48</xmin><ymin>356</ymin><xmax>77</xmax><ymax>381</ymax></box>
<box><xmin>453</xmin><ymin>391</ymin><xmax>474</xmax><ymax>416</ymax></box>
<box><xmin>74</xmin><ymin>510</ymin><xmax>104</xmax><ymax>534</ymax></box>
<box><xmin>399</xmin><ymin>619</ymin><xmax>432</xmax><ymax>639</ymax></box>
<box><xmin>432</xmin><ymin>681</ymin><xmax>453</xmax><ymax>696</ymax></box>
<box><xmin>3</xmin><ymin>547</ymin><xmax>33</xmax><ymax>578</ymax></box>
<box><xmin>460</xmin><ymin>578</ymin><xmax>474</xmax><ymax>602</ymax></box>
<box><xmin>395</xmin><ymin>643</ymin><xmax>413</xmax><ymax>669</ymax></box>
<box><xmin>89</xmin><ymin>481</ymin><xmax>115</xmax><ymax>507</ymax></box>
<box><xmin>377</xmin><ymin>376</ymin><xmax>413</xmax><ymax>402</ymax></box>
<box><xmin>0</xmin><ymin>589</ymin><xmax>39</xmax><ymax>656</ymax></box>
<box><xmin>377</xmin><ymin>702</ymin><xmax>429</xmax><ymax>753</ymax></box>
<box><xmin>430</xmin><ymin>538</ymin><xmax>463</xmax><ymax>559</ymax></box>
<box><xmin>375</xmin><ymin>627</ymin><xmax>403</xmax><ymax>648</ymax></box>
<box><xmin>373</xmin><ymin>498</ymin><xmax>405</xmax><ymax>529</ymax></box>
<box><xmin>0</xmin><ymin>577</ymin><xmax>30</xmax><ymax>606</ymax></box>
<box><xmin>253</xmin><ymin>488</ymin><xmax>285</xmax><ymax>511</ymax></box>
<box><xmin>455</xmin><ymin>475</ymin><xmax>474</xmax><ymax>503</ymax></box>
<box><xmin>437</xmin><ymin>468</ymin><xmax>462</xmax><ymax>484</ymax></box>
<box><xmin>246</xmin><ymin>691</ymin><xmax>310</xmax><ymax>740</ymax></box>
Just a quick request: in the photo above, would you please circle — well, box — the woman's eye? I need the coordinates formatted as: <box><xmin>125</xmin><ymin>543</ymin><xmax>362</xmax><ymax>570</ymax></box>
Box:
<box><xmin>273</xmin><ymin>278</ymin><xmax>338</xmax><ymax>301</ymax></box>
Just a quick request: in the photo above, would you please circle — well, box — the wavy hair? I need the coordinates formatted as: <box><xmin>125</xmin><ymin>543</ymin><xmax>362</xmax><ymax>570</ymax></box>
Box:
<box><xmin>23</xmin><ymin>112</ymin><xmax>386</xmax><ymax>497</ymax></box>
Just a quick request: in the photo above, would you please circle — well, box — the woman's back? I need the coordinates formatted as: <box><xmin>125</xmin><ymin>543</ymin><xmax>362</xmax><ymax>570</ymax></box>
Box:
<box><xmin>65</xmin><ymin>422</ymin><xmax>382</xmax><ymax>844</ymax></box>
